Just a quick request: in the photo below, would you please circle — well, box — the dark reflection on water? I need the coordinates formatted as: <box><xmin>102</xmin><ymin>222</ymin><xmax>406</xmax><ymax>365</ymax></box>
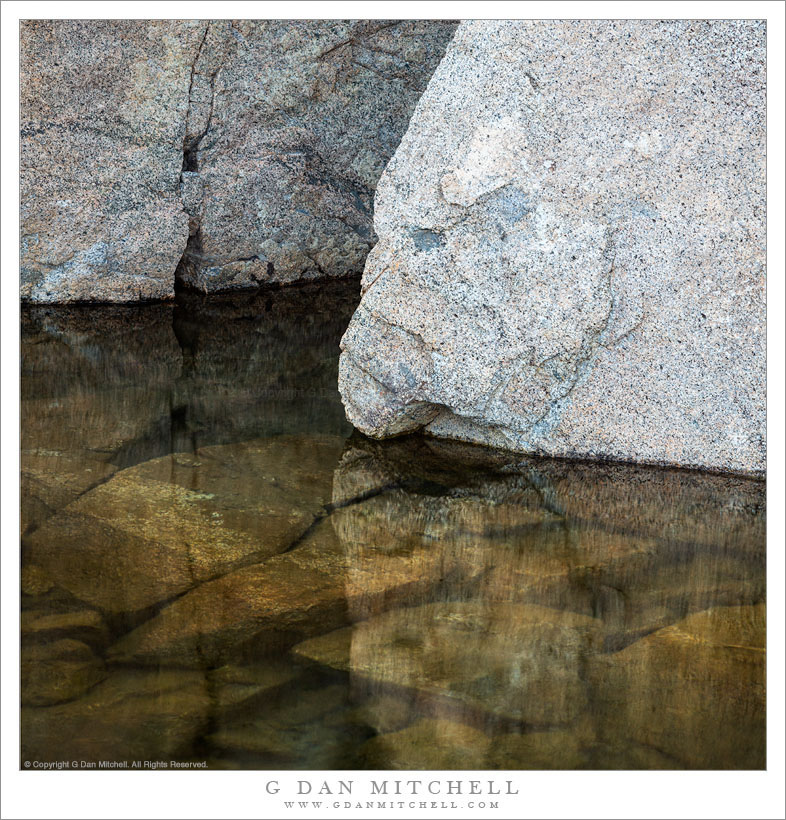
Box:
<box><xmin>20</xmin><ymin>278</ymin><xmax>766</xmax><ymax>770</ymax></box>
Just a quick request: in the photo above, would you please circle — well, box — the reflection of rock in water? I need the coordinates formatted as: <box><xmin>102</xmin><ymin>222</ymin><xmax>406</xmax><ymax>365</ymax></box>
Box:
<box><xmin>21</xmin><ymin>669</ymin><xmax>212</xmax><ymax>764</ymax></box>
<box><xmin>331</xmin><ymin>435</ymin><xmax>765</xmax><ymax>641</ymax></box>
<box><xmin>587</xmin><ymin>604</ymin><xmax>766</xmax><ymax>770</ymax></box>
<box><xmin>19</xmin><ymin>365</ymin><xmax>766</xmax><ymax>768</ymax></box>
<box><xmin>20</xmin><ymin>305</ymin><xmax>180</xmax><ymax>534</ymax></box>
<box><xmin>169</xmin><ymin>280</ymin><xmax>359</xmax><ymax>452</ymax></box>
<box><xmin>292</xmin><ymin>433</ymin><xmax>766</xmax><ymax>769</ymax></box>
<box><xmin>295</xmin><ymin>601</ymin><xmax>602</xmax><ymax>727</ymax></box>
<box><xmin>20</xmin><ymin>278</ymin><xmax>360</xmax><ymax>536</ymax></box>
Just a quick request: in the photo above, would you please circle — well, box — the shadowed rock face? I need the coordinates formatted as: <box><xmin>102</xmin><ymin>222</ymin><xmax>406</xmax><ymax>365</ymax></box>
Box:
<box><xmin>175</xmin><ymin>20</ymin><xmax>458</xmax><ymax>293</ymax></box>
<box><xmin>338</xmin><ymin>20</ymin><xmax>766</xmax><ymax>475</ymax></box>
<box><xmin>20</xmin><ymin>20</ymin><xmax>457</xmax><ymax>302</ymax></box>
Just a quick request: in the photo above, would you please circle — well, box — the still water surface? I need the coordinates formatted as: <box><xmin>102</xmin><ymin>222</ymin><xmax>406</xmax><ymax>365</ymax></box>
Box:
<box><xmin>21</xmin><ymin>278</ymin><xmax>766</xmax><ymax>769</ymax></box>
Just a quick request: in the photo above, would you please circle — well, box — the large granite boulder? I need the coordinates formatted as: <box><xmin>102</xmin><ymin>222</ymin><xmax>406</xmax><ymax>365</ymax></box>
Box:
<box><xmin>175</xmin><ymin>20</ymin><xmax>457</xmax><ymax>292</ymax></box>
<box><xmin>20</xmin><ymin>21</ymin><xmax>202</xmax><ymax>302</ymax></box>
<box><xmin>21</xmin><ymin>20</ymin><xmax>456</xmax><ymax>302</ymax></box>
<box><xmin>339</xmin><ymin>20</ymin><xmax>766</xmax><ymax>475</ymax></box>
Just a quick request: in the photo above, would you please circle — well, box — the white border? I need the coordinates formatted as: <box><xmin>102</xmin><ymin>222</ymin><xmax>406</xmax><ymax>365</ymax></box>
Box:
<box><xmin>2</xmin><ymin>3</ymin><xmax>784</xmax><ymax>819</ymax></box>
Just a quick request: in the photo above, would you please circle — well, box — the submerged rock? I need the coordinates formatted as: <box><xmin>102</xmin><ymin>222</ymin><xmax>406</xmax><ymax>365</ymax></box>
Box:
<box><xmin>21</xmin><ymin>639</ymin><xmax>106</xmax><ymax>707</ymax></box>
<box><xmin>587</xmin><ymin>604</ymin><xmax>766</xmax><ymax>769</ymax></box>
<box><xmin>21</xmin><ymin>609</ymin><xmax>107</xmax><ymax>646</ymax></box>
<box><xmin>206</xmin><ymin>681</ymin><xmax>368</xmax><ymax>768</ymax></box>
<box><xmin>339</xmin><ymin>20</ymin><xmax>765</xmax><ymax>475</ymax></box>
<box><xmin>293</xmin><ymin>601</ymin><xmax>602</xmax><ymax>728</ymax></box>
<box><xmin>107</xmin><ymin>510</ymin><xmax>479</xmax><ymax>667</ymax></box>
<box><xmin>329</xmin><ymin>435</ymin><xmax>766</xmax><ymax>646</ymax></box>
<box><xmin>359</xmin><ymin>717</ymin><xmax>593</xmax><ymax>770</ymax></box>
<box><xmin>20</xmin><ymin>305</ymin><xmax>181</xmax><ymax>530</ymax></box>
<box><xmin>21</xmin><ymin>669</ymin><xmax>211</xmax><ymax>763</ymax></box>
<box><xmin>25</xmin><ymin>435</ymin><xmax>344</xmax><ymax>613</ymax></box>
<box><xmin>206</xmin><ymin>661</ymin><xmax>303</xmax><ymax>711</ymax></box>
<box><xmin>357</xmin><ymin>718</ymin><xmax>492</xmax><ymax>770</ymax></box>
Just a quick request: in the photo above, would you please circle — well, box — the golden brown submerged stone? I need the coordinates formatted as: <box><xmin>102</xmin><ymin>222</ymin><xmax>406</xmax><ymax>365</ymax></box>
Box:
<box><xmin>20</xmin><ymin>305</ymin><xmax>182</xmax><ymax>534</ymax></box>
<box><xmin>587</xmin><ymin>604</ymin><xmax>766</xmax><ymax>770</ymax></box>
<box><xmin>21</xmin><ymin>669</ymin><xmax>212</xmax><ymax>764</ymax></box>
<box><xmin>20</xmin><ymin>421</ymin><xmax>765</xmax><ymax>769</ymax></box>
<box><xmin>25</xmin><ymin>435</ymin><xmax>345</xmax><ymax>614</ymax></box>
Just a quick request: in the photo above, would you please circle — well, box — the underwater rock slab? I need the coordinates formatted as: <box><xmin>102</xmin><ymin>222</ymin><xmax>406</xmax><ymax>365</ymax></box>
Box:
<box><xmin>106</xmin><ymin>513</ymin><xmax>482</xmax><ymax>667</ymax></box>
<box><xmin>20</xmin><ymin>305</ymin><xmax>183</xmax><ymax>529</ymax></box>
<box><xmin>21</xmin><ymin>669</ymin><xmax>211</xmax><ymax>763</ymax></box>
<box><xmin>339</xmin><ymin>20</ymin><xmax>765</xmax><ymax>475</ymax></box>
<box><xmin>293</xmin><ymin>601</ymin><xmax>603</xmax><ymax>728</ymax></box>
<box><xmin>25</xmin><ymin>435</ymin><xmax>344</xmax><ymax>613</ymax></box>
<box><xmin>587</xmin><ymin>604</ymin><xmax>766</xmax><ymax>769</ymax></box>
<box><xmin>21</xmin><ymin>609</ymin><xmax>108</xmax><ymax>646</ymax></box>
<box><xmin>207</xmin><ymin>682</ymin><xmax>370</xmax><ymax>769</ymax></box>
<box><xmin>357</xmin><ymin>718</ymin><xmax>492</xmax><ymax>770</ymax></box>
<box><xmin>21</xmin><ymin>639</ymin><xmax>107</xmax><ymax>707</ymax></box>
<box><xmin>206</xmin><ymin>662</ymin><xmax>303</xmax><ymax>712</ymax></box>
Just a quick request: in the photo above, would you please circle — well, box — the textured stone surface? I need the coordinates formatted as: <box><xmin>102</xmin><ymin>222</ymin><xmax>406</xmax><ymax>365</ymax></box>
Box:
<box><xmin>293</xmin><ymin>602</ymin><xmax>602</xmax><ymax>727</ymax></box>
<box><xmin>25</xmin><ymin>435</ymin><xmax>345</xmax><ymax>613</ymax></box>
<box><xmin>175</xmin><ymin>20</ymin><xmax>457</xmax><ymax>292</ymax></box>
<box><xmin>20</xmin><ymin>21</ymin><xmax>201</xmax><ymax>302</ymax></box>
<box><xmin>339</xmin><ymin>20</ymin><xmax>766</xmax><ymax>475</ymax></box>
<box><xmin>20</xmin><ymin>20</ymin><xmax>456</xmax><ymax>302</ymax></box>
<box><xmin>588</xmin><ymin>604</ymin><xmax>766</xmax><ymax>768</ymax></box>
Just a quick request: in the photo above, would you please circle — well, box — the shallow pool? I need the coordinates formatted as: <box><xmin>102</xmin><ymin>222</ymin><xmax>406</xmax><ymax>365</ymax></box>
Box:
<box><xmin>20</xmin><ymin>277</ymin><xmax>766</xmax><ymax>770</ymax></box>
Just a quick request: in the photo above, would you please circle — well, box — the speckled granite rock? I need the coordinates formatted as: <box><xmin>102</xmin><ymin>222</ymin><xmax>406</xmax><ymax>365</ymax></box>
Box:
<box><xmin>21</xmin><ymin>20</ymin><xmax>456</xmax><ymax>302</ymax></box>
<box><xmin>175</xmin><ymin>20</ymin><xmax>457</xmax><ymax>292</ymax></box>
<box><xmin>20</xmin><ymin>21</ymin><xmax>202</xmax><ymax>302</ymax></box>
<box><xmin>339</xmin><ymin>20</ymin><xmax>766</xmax><ymax>475</ymax></box>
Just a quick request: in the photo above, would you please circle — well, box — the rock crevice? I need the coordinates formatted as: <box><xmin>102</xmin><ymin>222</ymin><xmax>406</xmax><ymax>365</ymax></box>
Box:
<box><xmin>20</xmin><ymin>20</ymin><xmax>458</xmax><ymax>302</ymax></box>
